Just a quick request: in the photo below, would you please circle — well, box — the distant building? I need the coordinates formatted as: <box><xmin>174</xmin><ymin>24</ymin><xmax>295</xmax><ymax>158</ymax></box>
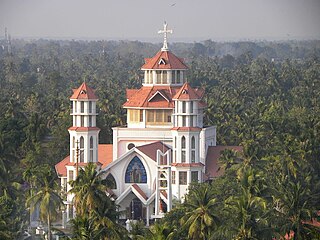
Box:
<box><xmin>55</xmin><ymin>23</ymin><xmax>240</xmax><ymax>225</ymax></box>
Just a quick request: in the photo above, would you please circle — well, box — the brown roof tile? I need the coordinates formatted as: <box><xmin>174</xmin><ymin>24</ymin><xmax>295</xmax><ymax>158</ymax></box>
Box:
<box><xmin>173</xmin><ymin>82</ymin><xmax>201</xmax><ymax>100</ymax></box>
<box><xmin>132</xmin><ymin>184</ymin><xmax>148</xmax><ymax>200</ymax></box>
<box><xmin>141</xmin><ymin>50</ymin><xmax>188</xmax><ymax>70</ymax></box>
<box><xmin>126</xmin><ymin>89</ymin><xmax>139</xmax><ymax>99</ymax></box>
<box><xmin>55</xmin><ymin>156</ymin><xmax>70</xmax><ymax>177</ymax></box>
<box><xmin>70</xmin><ymin>82</ymin><xmax>98</xmax><ymax>100</ymax></box>
<box><xmin>137</xmin><ymin>141</ymin><xmax>171</xmax><ymax>162</ymax></box>
<box><xmin>123</xmin><ymin>86</ymin><xmax>180</xmax><ymax>108</ymax></box>
<box><xmin>205</xmin><ymin>146</ymin><xmax>243</xmax><ymax>179</ymax></box>
<box><xmin>99</xmin><ymin>144</ymin><xmax>113</xmax><ymax>168</ymax></box>
<box><xmin>171</xmin><ymin>163</ymin><xmax>204</xmax><ymax>167</ymax></box>
<box><xmin>68</xmin><ymin>127</ymin><xmax>100</xmax><ymax>132</ymax></box>
<box><xmin>171</xmin><ymin>127</ymin><xmax>202</xmax><ymax>132</ymax></box>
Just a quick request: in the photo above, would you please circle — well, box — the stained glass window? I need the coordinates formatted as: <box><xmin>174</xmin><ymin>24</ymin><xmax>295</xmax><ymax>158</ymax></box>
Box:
<box><xmin>125</xmin><ymin>156</ymin><xmax>147</xmax><ymax>183</ymax></box>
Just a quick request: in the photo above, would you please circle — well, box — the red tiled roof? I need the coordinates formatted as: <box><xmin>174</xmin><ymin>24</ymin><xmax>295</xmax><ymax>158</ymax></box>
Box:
<box><xmin>124</xmin><ymin>84</ymin><xmax>207</xmax><ymax>109</ymax></box>
<box><xmin>66</xmin><ymin>162</ymin><xmax>101</xmax><ymax>167</ymax></box>
<box><xmin>55</xmin><ymin>144</ymin><xmax>113</xmax><ymax>177</ymax></box>
<box><xmin>68</xmin><ymin>127</ymin><xmax>100</xmax><ymax>132</ymax></box>
<box><xmin>205</xmin><ymin>146</ymin><xmax>243</xmax><ymax>179</ymax></box>
<box><xmin>55</xmin><ymin>156</ymin><xmax>70</xmax><ymax>177</ymax></box>
<box><xmin>124</xmin><ymin>86</ymin><xmax>180</xmax><ymax>108</ymax></box>
<box><xmin>70</xmin><ymin>82</ymin><xmax>98</xmax><ymax>100</ymax></box>
<box><xmin>137</xmin><ymin>141</ymin><xmax>171</xmax><ymax>162</ymax></box>
<box><xmin>132</xmin><ymin>184</ymin><xmax>148</xmax><ymax>200</ymax></box>
<box><xmin>171</xmin><ymin>127</ymin><xmax>202</xmax><ymax>132</ymax></box>
<box><xmin>126</xmin><ymin>89</ymin><xmax>139</xmax><ymax>100</ymax></box>
<box><xmin>99</xmin><ymin>144</ymin><xmax>113</xmax><ymax>168</ymax></box>
<box><xmin>171</xmin><ymin>163</ymin><xmax>204</xmax><ymax>167</ymax></box>
<box><xmin>173</xmin><ymin>83</ymin><xmax>202</xmax><ymax>100</ymax></box>
<box><xmin>141</xmin><ymin>50</ymin><xmax>188</xmax><ymax>70</ymax></box>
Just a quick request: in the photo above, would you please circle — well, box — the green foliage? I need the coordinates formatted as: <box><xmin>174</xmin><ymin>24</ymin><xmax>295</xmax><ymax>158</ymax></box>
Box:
<box><xmin>0</xmin><ymin>38</ymin><xmax>319</xmax><ymax>238</ymax></box>
<box><xmin>69</xmin><ymin>163</ymin><xmax>127</xmax><ymax>239</ymax></box>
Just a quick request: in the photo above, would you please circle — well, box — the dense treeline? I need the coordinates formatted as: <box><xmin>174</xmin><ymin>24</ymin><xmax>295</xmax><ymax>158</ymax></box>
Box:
<box><xmin>0</xmin><ymin>39</ymin><xmax>319</xmax><ymax>239</ymax></box>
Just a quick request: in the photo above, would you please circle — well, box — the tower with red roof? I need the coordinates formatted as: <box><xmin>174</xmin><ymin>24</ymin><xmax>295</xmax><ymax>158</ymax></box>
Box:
<box><xmin>67</xmin><ymin>82</ymin><xmax>100</xmax><ymax>219</ymax></box>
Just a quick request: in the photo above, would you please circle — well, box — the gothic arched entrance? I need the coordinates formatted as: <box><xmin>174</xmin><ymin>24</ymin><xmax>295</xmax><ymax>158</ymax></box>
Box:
<box><xmin>130</xmin><ymin>198</ymin><xmax>142</xmax><ymax>220</ymax></box>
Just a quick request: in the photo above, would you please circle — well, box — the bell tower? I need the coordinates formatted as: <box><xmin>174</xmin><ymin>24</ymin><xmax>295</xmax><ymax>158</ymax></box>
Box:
<box><xmin>171</xmin><ymin>82</ymin><xmax>205</xmax><ymax>199</ymax></box>
<box><xmin>68</xmin><ymin>83</ymin><xmax>100</xmax><ymax>167</ymax></box>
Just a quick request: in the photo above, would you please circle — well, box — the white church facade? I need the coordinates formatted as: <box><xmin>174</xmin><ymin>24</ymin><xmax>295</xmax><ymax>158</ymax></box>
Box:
<box><xmin>55</xmin><ymin>23</ymin><xmax>240</xmax><ymax>225</ymax></box>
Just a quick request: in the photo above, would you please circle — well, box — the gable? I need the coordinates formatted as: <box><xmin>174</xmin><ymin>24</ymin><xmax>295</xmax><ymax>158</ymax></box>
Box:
<box><xmin>148</xmin><ymin>91</ymin><xmax>169</xmax><ymax>103</ymax></box>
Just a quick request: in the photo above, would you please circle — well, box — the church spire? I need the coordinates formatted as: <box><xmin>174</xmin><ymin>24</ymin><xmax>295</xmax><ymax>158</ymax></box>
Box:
<box><xmin>158</xmin><ymin>22</ymin><xmax>173</xmax><ymax>51</ymax></box>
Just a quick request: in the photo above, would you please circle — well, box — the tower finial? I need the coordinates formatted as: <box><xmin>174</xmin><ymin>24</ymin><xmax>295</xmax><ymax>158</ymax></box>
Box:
<box><xmin>158</xmin><ymin>21</ymin><xmax>173</xmax><ymax>51</ymax></box>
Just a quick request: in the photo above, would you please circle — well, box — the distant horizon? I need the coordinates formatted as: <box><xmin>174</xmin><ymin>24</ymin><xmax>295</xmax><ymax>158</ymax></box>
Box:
<box><xmin>1</xmin><ymin>0</ymin><xmax>319</xmax><ymax>43</ymax></box>
<box><xmin>2</xmin><ymin>34</ymin><xmax>320</xmax><ymax>44</ymax></box>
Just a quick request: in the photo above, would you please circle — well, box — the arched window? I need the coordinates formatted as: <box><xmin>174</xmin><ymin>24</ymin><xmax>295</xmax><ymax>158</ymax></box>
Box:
<box><xmin>72</xmin><ymin>137</ymin><xmax>76</xmax><ymax>162</ymax></box>
<box><xmin>181</xmin><ymin>136</ymin><xmax>186</xmax><ymax>163</ymax></box>
<box><xmin>181</xmin><ymin>136</ymin><xmax>186</xmax><ymax>148</ymax></box>
<box><xmin>89</xmin><ymin>137</ymin><xmax>94</xmax><ymax>162</ymax></box>
<box><xmin>80</xmin><ymin>136</ymin><xmax>84</xmax><ymax>163</ymax></box>
<box><xmin>191</xmin><ymin>136</ymin><xmax>196</xmax><ymax>163</ymax></box>
<box><xmin>125</xmin><ymin>156</ymin><xmax>147</xmax><ymax>183</ymax></box>
<box><xmin>106</xmin><ymin>174</ymin><xmax>117</xmax><ymax>189</ymax></box>
<box><xmin>90</xmin><ymin>137</ymin><xmax>93</xmax><ymax>148</ymax></box>
<box><xmin>191</xmin><ymin>136</ymin><xmax>195</xmax><ymax>149</ymax></box>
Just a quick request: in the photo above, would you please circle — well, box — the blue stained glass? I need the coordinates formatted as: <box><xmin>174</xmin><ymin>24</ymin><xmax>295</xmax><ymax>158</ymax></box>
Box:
<box><xmin>125</xmin><ymin>156</ymin><xmax>147</xmax><ymax>183</ymax></box>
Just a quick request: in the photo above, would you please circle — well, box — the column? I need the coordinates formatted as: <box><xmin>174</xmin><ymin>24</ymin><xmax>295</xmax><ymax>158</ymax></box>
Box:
<box><xmin>146</xmin><ymin>205</ymin><xmax>150</xmax><ymax>226</ymax></box>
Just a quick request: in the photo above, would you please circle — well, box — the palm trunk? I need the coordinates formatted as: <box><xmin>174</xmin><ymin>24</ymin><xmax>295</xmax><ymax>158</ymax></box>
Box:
<box><xmin>47</xmin><ymin>214</ymin><xmax>51</xmax><ymax>240</ymax></box>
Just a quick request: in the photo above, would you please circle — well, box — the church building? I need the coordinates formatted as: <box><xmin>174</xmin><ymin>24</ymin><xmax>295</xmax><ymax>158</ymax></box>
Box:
<box><xmin>55</xmin><ymin>23</ymin><xmax>240</xmax><ymax>225</ymax></box>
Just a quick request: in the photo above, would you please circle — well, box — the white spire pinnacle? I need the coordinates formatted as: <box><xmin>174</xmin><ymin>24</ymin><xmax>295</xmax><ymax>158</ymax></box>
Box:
<box><xmin>158</xmin><ymin>22</ymin><xmax>173</xmax><ymax>51</ymax></box>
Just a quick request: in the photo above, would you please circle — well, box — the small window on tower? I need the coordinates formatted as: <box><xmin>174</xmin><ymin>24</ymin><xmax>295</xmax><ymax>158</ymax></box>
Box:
<box><xmin>182</xmin><ymin>101</ymin><xmax>186</xmax><ymax>113</ymax></box>
<box><xmin>89</xmin><ymin>116</ymin><xmax>92</xmax><ymax>127</ymax></box>
<box><xmin>89</xmin><ymin>101</ymin><xmax>92</xmax><ymax>113</ymax></box>
<box><xmin>158</xmin><ymin>58</ymin><xmax>166</xmax><ymax>65</ymax></box>
<box><xmin>81</xmin><ymin>102</ymin><xmax>84</xmax><ymax>113</ymax></box>
<box><xmin>80</xmin><ymin>90</ymin><xmax>86</xmax><ymax>94</ymax></box>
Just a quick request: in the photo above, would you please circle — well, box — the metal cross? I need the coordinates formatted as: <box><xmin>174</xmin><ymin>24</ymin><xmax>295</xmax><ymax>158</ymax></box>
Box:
<box><xmin>158</xmin><ymin>22</ymin><xmax>173</xmax><ymax>51</ymax></box>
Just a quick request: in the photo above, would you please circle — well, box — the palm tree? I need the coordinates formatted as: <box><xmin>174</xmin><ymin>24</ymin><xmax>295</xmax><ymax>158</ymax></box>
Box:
<box><xmin>181</xmin><ymin>183</ymin><xmax>220</xmax><ymax>240</ymax></box>
<box><xmin>129</xmin><ymin>220</ymin><xmax>147</xmax><ymax>240</ymax></box>
<box><xmin>27</xmin><ymin>178</ymin><xmax>62</xmax><ymax>240</ymax></box>
<box><xmin>69</xmin><ymin>163</ymin><xmax>125</xmax><ymax>239</ymax></box>
<box><xmin>69</xmin><ymin>163</ymin><xmax>109</xmax><ymax>216</ymax></box>
<box><xmin>70</xmin><ymin>214</ymin><xmax>100</xmax><ymax>240</ymax></box>
<box><xmin>149</xmin><ymin>222</ymin><xmax>175</xmax><ymax>240</ymax></box>
<box><xmin>271</xmin><ymin>175</ymin><xmax>317</xmax><ymax>240</ymax></box>
<box><xmin>224</xmin><ymin>168</ymin><xmax>269</xmax><ymax>240</ymax></box>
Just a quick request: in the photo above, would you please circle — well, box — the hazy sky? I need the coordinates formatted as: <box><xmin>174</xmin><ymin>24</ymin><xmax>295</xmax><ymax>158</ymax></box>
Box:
<box><xmin>1</xmin><ymin>0</ymin><xmax>319</xmax><ymax>41</ymax></box>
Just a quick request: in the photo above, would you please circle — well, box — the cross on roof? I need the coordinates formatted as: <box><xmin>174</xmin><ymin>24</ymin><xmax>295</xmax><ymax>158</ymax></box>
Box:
<box><xmin>158</xmin><ymin>22</ymin><xmax>173</xmax><ymax>51</ymax></box>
